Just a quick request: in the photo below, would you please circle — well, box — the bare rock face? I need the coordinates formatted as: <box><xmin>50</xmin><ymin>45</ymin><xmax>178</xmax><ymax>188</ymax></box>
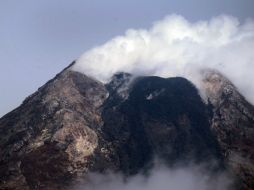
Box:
<box><xmin>0</xmin><ymin>63</ymin><xmax>112</xmax><ymax>189</ymax></box>
<box><xmin>201</xmin><ymin>70</ymin><xmax>254</xmax><ymax>189</ymax></box>
<box><xmin>0</xmin><ymin>64</ymin><xmax>253</xmax><ymax>190</ymax></box>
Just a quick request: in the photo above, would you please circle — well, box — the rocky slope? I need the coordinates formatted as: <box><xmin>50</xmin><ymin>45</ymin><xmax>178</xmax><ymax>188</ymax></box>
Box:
<box><xmin>0</xmin><ymin>63</ymin><xmax>111</xmax><ymax>189</ymax></box>
<box><xmin>0</xmin><ymin>63</ymin><xmax>253</xmax><ymax>190</ymax></box>
<box><xmin>202</xmin><ymin>70</ymin><xmax>254</xmax><ymax>189</ymax></box>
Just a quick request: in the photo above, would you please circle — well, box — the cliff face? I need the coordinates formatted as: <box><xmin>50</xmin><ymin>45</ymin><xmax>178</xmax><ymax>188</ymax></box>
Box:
<box><xmin>0</xmin><ymin>64</ymin><xmax>253</xmax><ymax>190</ymax></box>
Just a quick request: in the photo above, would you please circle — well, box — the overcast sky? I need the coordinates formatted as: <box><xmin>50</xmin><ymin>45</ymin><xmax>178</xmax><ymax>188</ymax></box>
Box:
<box><xmin>0</xmin><ymin>0</ymin><xmax>254</xmax><ymax>117</ymax></box>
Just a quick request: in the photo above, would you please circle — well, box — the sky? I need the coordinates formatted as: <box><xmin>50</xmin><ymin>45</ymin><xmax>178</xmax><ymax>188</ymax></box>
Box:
<box><xmin>1</xmin><ymin>0</ymin><xmax>254</xmax><ymax>117</ymax></box>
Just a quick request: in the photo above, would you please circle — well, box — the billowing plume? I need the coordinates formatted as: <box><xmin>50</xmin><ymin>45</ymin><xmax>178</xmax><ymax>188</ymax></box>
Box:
<box><xmin>72</xmin><ymin>15</ymin><xmax>254</xmax><ymax>104</ymax></box>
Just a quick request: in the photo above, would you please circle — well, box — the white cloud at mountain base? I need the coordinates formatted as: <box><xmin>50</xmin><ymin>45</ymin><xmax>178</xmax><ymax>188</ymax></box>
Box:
<box><xmin>73</xmin><ymin>163</ymin><xmax>233</xmax><ymax>190</ymax></box>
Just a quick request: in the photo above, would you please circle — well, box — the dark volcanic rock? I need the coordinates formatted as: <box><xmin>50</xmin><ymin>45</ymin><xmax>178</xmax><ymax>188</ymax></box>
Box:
<box><xmin>102</xmin><ymin>76</ymin><xmax>223</xmax><ymax>174</ymax></box>
<box><xmin>0</xmin><ymin>64</ymin><xmax>253</xmax><ymax>190</ymax></box>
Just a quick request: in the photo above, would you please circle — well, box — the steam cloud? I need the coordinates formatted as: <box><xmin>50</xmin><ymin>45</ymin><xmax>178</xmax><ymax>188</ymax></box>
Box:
<box><xmin>72</xmin><ymin>14</ymin><xmax>254</xmax><ymax>105</ymax></box>
<box><xmin>74</xmin><ymin>163</ymin><xmax>232</xmax><ymax>190</ymax></box>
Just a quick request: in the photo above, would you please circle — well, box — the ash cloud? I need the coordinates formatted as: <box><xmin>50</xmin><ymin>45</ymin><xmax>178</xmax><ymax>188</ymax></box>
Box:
<box><xmin>73</xmin><ymin>163</ymin><xmax>233</xmax><ymax>190</ymax></box>
<box><xmin>72</xmin><ymin>15</ymin><xmax>254</xmax><ymax>105</ymax></box>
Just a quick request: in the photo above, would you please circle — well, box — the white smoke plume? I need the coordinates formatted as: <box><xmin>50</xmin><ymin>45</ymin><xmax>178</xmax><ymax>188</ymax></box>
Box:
<box><xmin>72</xmin><ymin>14</ymin><xmax>254</xmax><ymax>105</ymax></box>
<box><xmin>73</xmin><ymin>163</ymin><xmax>233</xmax><ymax>190</ymax></box>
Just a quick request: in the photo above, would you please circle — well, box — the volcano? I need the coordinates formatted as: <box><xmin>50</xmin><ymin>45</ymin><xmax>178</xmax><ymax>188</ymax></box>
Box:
<box><xmin>0</xmin><ymin>62</ymin><xmax>254</xmax><ymax>190</ymax></box>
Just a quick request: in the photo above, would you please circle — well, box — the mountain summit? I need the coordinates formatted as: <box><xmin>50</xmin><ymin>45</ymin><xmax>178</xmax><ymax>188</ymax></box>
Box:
<box><xmin>0</xmin><ymin>62</ymin><xmax>253</xmax><ymax>190</ymax></box>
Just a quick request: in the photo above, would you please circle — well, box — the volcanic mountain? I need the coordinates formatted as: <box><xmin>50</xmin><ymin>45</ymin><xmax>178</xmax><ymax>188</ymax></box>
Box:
<box><xmin>0</xmin><ymin>62</ymin><xmax>253</xmax><ymax>190</ymax></box>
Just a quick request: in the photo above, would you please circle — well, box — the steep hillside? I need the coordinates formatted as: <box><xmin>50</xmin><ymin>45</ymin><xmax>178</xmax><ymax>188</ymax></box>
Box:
<box><xmin>0</xmin><ymin>64</ymin><xmax>253</xmax><ymax>190</ymax></box>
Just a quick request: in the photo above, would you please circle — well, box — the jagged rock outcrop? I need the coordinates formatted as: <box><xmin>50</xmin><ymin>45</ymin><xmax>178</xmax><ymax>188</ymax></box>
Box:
<box><xmin>201</xmin><ymin>70</ymin><xmax>254</xmax><ymax>189</ymax></box>
<box><xmin>0</xmin><ymin>64</ymin><xmax>253</xmax><ymax>190</ymax></box>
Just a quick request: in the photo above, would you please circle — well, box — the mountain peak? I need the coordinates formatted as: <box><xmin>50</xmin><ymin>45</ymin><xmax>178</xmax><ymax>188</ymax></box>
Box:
<box><xmin>201</xmin><ymin>69</ymin><xmax>238</xmax><ymax>105</ymax></box>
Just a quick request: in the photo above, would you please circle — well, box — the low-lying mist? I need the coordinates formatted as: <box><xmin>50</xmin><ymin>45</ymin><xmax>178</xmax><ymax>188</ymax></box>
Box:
<box><xmin>73</xmin><ymin>162</ymin><xmax>233</xmax><ymax>190</ymax></box>
<box><xmin>72</xmin><ymin>14</ymin><xmax>254</xmax><ymax>105</ymax></box>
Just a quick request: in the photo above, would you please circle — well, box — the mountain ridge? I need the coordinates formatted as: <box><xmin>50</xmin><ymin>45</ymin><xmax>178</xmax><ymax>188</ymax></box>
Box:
<box><xmin>0</xmin><ymin>63</ymin><xmax>253</xmax><ymax>190</ymax></box>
